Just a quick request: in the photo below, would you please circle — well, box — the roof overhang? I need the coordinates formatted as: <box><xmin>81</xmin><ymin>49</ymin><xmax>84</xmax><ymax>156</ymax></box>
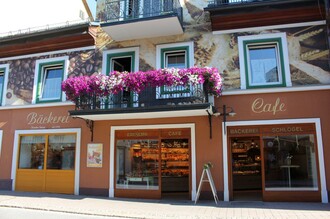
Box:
<box><xmin>100</xmin><ymin>15</ymin><xmax>183</xmax><ymax>41</ymax></box>
<box><xmin>69</xmin><ymin>103</ymin><xmax>213</xmax><ymax>121</ymax></box>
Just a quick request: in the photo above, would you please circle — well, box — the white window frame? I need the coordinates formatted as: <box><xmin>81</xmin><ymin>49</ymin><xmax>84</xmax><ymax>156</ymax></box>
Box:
<box><xmin>109</xmin><ymin>123</ymin><xmax>197</xmax><ymax>200</ymax></box>
<box><xmin>156</xmin><ymin>41</ymin><xmax>194</xmax><ymax>99</ymax></box>
<box><xmin>0</xmin><ymin>64</ymin><xmax>9</xmax><ymax>106</ymax></box>
<box><xmin>11</xmin><ymin>128</ymin><xmax>81</xmax><ymax>195</ymax></box>
<box><xmin>222</xmin><ymin>118</ymin><xmax>328</xmax><ymax>203</ymax></box>
<box><xmin>102</xmin><ymin>47</ymin><xmax>140</xmax><ymax>108</ymax></box>
<box><xmin>102</xmin><ymin>47</ymin><xmax>139</xmax><ymax>74</ymax></box>
<box><xmin>32</xmin><ymin>56</ymin><xmax>69</xmax><ymax>104</ymax></box>
<box><xmin>0</xmin><ymin>130</ymin><xmax>3</xmax><ymax>160</ymax></box>
<box><xmin>238</xmin><ymin>33</ymin><xmax>291</xmax><ymax>89</ymax></box>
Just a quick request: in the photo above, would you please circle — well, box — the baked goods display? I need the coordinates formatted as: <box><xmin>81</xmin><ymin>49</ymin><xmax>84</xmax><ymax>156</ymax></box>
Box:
<box><xmin>129</xmin><ymin>139</ymin><xmax>189</xmax><ymax>177</ymax></box>
<box><xmin>161</xmin><ymin>139</ymin><xmax>189</xmax><ymax>177</ymax></box>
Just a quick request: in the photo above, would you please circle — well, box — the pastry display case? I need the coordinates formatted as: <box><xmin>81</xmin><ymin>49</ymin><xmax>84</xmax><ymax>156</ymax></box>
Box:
<box><xmin>161</xmin><ymin>139</ymin><xmax>189</xmax><ymax>192</ymax></box>
<box><xmin>231</xmin><ymin>138</ymin><xmax>262</xmax><ymax>190</ymax></box>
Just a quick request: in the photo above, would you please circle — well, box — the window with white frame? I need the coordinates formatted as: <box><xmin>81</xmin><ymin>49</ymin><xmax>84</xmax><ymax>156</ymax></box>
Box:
<box><xmin>34</xmin><ymin>57</ymin><xmax>68</xmax><ymax>103</ymax></box>
<box><xmin>238</xmin><ymin>33</ymin><xmax>291</xmax><ymax>89</ymax></box>
<box><xmin>0</xmin><ymin>64</ymin><xmax>9</xmax><ymax>106</ymax></box>
<box><xmin>156</xmin><ymin>42</ymin><xmax>194</xmax><ymax>99</ymax></box>
<box><xmin>0</xmin><ymin>69</ymin><xmax>5</xmax><ymax>105</ymax></box>
<box><xmin>0</xmin><ymin>130</ymin><xmax>3</xmax><ymax>159</ymax></box>
<box><xmin>102</xmin><ymin>47</ymin><xmax>139</xmax><ymax>108</ymax></box>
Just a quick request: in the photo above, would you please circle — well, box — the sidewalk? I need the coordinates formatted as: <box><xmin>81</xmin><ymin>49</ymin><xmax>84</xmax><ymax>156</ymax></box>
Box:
<box><xmin>0</xmin><ymin>190</ymin><xmax>330</xmax><ymax>219</ymax></box>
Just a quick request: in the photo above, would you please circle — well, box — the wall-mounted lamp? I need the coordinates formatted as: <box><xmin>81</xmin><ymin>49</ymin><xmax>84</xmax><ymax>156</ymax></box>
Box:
<box><xmin>214</xmin><ymin>105</ymin><xmax>236</xmax><ymax>134</ymax></box>
<box><xmin>206</xmin><ymin>104</ymin><xmax>236</xmax><ymax>138</ymax></box>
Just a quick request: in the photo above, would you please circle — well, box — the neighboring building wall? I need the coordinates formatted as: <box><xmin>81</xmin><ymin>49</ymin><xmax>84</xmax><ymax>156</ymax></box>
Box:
<box><xmin>0</xmin><ymin>47</ymin><xmax>101</xmax><ymax>105</ymax></box>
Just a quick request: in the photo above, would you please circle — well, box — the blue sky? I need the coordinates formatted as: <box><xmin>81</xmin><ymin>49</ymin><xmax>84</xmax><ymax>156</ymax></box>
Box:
<box><xmin>87</xmin><ymin>0</ymin><xmax>97</xmax><ymax>19</ymax></box>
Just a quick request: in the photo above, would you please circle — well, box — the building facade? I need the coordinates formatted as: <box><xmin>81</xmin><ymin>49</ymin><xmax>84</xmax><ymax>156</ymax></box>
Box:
<box><xmin>0</xmin><ymin>0</ymin><xmax>329</xmax><ymax>203</ymax></box>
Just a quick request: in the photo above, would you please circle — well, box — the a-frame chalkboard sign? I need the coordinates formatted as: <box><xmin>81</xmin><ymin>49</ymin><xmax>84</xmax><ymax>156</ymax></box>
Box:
<box><xmin>195</xmin><ymin>163</ymin><xmax>219</xmax><ymax>204</ymax></box>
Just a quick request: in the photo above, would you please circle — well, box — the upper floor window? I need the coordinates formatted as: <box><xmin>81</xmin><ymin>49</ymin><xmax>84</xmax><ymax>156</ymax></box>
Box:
<box><xmin>33</xmin><ymin>57</ymin><xmax>68</xmax><ymax>104</ymax></box>
<box><xmin>0</xmin><ymin>64</ymin><xmax>9</xmax><ymax>106</ymax></box>
<box><xmin>238</xmin><ymin>33</ymin><xmax>291</xmax><ymax>89</ymax></box>
<box><xmin>156</xmin><ymin>42</ymin><xmax>194</xmax><ymax>98</ymax></box>
<box><xmin>102</xmin><ymin>47</ymin><xmax>139</xmax><ymax>107</ymax></box>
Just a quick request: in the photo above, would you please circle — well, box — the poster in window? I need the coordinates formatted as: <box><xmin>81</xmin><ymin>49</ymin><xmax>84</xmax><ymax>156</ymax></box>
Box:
<box><xmin>87</xmin><ymin>143</ymin><xmax>103</xmax><ymax>168</ymax></box>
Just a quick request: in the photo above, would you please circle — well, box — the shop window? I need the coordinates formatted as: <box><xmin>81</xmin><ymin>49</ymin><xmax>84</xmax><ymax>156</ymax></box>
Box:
<box><xmin>103</xmin><ymin>48</ymin><xmax>139</xmax><ymax>108</ymax></box>
<box><xmin>0</xmin><ymin>64</ymin><xmax>9</xmax><ymax>106</ymax></box>
<box><xmin>263</xmin><ymin>134</ymin><xmax>318</xmax><ymax>190</ymax></box>
<box><xmin>0</xmin><ymin>69</ymin><xmax>5</xmax><ymax>106</ymax></box>
<box><xmin>238</xmin><ymin>33</ymin><xmax>291</xmax><ymax>89</ymax></box>
<box><xmin>18</xmin><ymin>134</ymin><xmax>76</xmax><ymax>170</ymax></box>
<box><xmin>0</xmin><ymin>130</ymin><xmax>3</xmax><ymax>159</ymax></box>
<box><xmin>19</xmin><ymin>136</ymin><xmax>45</xmax><ymax>169</ymax></box>
<box><xmin>156</xmin><ymin>42</ymin><xmax>194</xmax><ymax>99</ymax></box>
<box><xmin>34</xmin><ymin>57</ymin><xmax>67</xmax><ymax>103</ymax></box>
<box><xmin>116</xmin><ymin>139</ymin><xmax>160</xmax><ymax>190</ymax></box>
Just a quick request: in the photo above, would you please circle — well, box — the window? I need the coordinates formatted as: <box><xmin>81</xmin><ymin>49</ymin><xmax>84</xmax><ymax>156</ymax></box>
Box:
<box><xmin>0</xmin><ymin>69</ymin><xmax>5</xmax><ymax>105</ymax></box>
<box><xmin>238</xmin><ymin>33</ymin><xmax>291</xmax><ymax>89</ymax></box>
<box><xmin>34</xmin><ymin>57</ymin><xmax>68</xmax><ymax>104</ymax></box>
<box><xmin>0</xmin><ymin>130</ymin><xmax>3</xmax><ymax>159</ymax></box>
<box><xmin>263</xmin><ymin>134</ymin><xmax>318</xmax><ymax>190</ymax></box>
<box><xmin>18</xmin><ymin>134</ymin><xmax>76</xmax><ymax>170</ymax></box>
<box><xmin>116</xmin><ymin>139</ymin><xmax>159</xmax><ymax>190</ymax></box>
<box><xmin>0</xmin><ymin>64</ymin><xmax>9</xmax><ymax>106</ymax></box>
<box><xmin>102</xmin><ymin>47</ymin><xmax>139</xmax><ymax>108</ymax></box>
<box><xmin>156</xmin><ymin>42</ymin><xmax>194</xmax><ymax>99</ymax></box>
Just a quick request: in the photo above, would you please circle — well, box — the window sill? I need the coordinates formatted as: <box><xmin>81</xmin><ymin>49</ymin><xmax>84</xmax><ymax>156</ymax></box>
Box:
<box><xmin>0</xmin><ymin>101</ymin><xmax>74</xmax><ymax>110</ymax></box>
<box><xmin>222</xmin><ymin>84</ymin><xmax>330</xmax><ymax>96</ymax></box>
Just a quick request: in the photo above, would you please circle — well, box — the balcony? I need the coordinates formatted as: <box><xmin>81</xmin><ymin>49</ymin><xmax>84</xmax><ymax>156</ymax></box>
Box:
<box><xmin>99</xmin><ymin>0</ymin><xmax>183</xmax><ymax>41</ymax></box>
<box><xmin>204</xmin><ymin>0</ymin><xmax>325</xmax><ymax>31</ymax></box>
<box><xmin>63</xmin><ymin>67</ymin><xmax>222</xmax><ymax>121</ymax></box>
<box><xmin>68</xmin><ymin>84</ymin><xmax>213</xmax><ymax>121</ymax></box>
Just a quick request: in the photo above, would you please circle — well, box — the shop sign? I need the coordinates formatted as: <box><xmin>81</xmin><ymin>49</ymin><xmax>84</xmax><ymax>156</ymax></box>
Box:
<box><xmin>161</xmin><ymin>129</ymin><xmax>190</xmax><ymax>138</ymax></box>
<box><xmin>168</xmin><ymin>131</ymin><xmax>182</xmax><ymax>136</ymax></box>
<box><xmin>271</xmin><ymin>126</ymin><xmax>303</xmax><ymax>133</ymax></box>
<box><xmin>27</xmin><ymin>112</ymin><xmax>70</xmax><ymax>128</ymax></box>
<box><xmin>229</xmin><ymin>128</ymin><xmax>259</xmax><ymax>135</ymax></box>
<box><xmin>251</xmin><ymin>97</ymin><xmax>286</xmax><ymax>115</ymax></box>
<box><xmin>127</xmin><ymin>132</ymin><xmax>148</xmax><ymax>137</ymax></box>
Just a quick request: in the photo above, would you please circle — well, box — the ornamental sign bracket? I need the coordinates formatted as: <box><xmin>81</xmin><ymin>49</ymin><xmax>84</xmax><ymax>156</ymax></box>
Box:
<box><xmin>73</xmin><ymin>117</ymin><xmax>94</xmax><ymax>142</ymax></box>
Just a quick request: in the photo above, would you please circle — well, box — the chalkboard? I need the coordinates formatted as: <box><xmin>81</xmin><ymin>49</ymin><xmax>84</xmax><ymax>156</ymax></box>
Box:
<box><xmin>195</xmin><ymin>165</ymin><xmax>219</xmax><ymax>204</ymax></box>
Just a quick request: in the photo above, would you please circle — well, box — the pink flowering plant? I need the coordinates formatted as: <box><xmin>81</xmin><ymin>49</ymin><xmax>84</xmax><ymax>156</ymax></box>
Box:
<box><xmin>61</xmin><ymin>67</ymin><xmax>223</xmax><ymax>102</ymax></box>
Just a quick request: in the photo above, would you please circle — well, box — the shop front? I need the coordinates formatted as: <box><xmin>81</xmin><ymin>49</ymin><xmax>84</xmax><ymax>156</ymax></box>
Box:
<box><xmin>12</xmin><ymin>129</ymin><xmax>81</xmax><ymax>194</ymax></box>
<box><xmin>11</xmin><ymin>128</ymin><xmax>81</xmax><ymax>195</ymax></box>
<box><xmin>226</xmin><ymin>122</ymin><xmax>323</xmax><ymax>202</ymax></box>
<box><xmin>109</xmin><ymin>124</ymin><xmax>196</xmax><ymax>200</ymax></box>
<box><xmin>0</xmin><ymin>106</ymin><xmax>82</xmax><ymax>195</ymax></box>
<box><xmin>219</xmin><ymin>89</ymin><xmax>330</xmax><ymax>203</ymax></box>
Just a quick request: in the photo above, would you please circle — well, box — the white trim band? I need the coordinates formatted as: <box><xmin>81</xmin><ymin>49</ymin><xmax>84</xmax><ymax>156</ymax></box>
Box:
<box><xmin>0</xmin><ymin>46</ymin><xmax>95</xmax><ymax>62</ymax></box>
<box><xmin>213</xmin><ymin>21</ymin><xmax>326</xmax><ymax>35</ymax></box>
<box><xmin>222</xmin><ymin>85</ymin><xmax>330</xmax><ymax>96</ymax></box>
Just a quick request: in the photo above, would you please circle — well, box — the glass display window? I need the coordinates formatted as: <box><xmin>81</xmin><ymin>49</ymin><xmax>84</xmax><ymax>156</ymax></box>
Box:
<box><xmin>47</xmin><ymin>135</ymin><xmax>76</xmax><ymax>170</ymax></box>
<box><xmin>18</xmin><ymin>134</ymin><xmax>76</xmax><ymax>170</ymax></box>
<box><xmin>263</xmin><ymin>134</ymin><xmax>318</xmax><ymax>190</ymax></box>
<box><xmin>19</xmin><ymin>135</ymin><xmax>46</xmax><ymax>169</ymax></box>
<box><xmin>116</xmin><ymin>139</ymin><xmax>160</xmax><ymax>190</ymax></box>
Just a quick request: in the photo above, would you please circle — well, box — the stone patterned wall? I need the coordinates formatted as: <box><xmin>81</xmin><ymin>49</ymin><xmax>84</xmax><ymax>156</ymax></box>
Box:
<box><xmin>0</xmin><ymin>49</ymin><xmax>102</xmax><ymax>105</ymax></box>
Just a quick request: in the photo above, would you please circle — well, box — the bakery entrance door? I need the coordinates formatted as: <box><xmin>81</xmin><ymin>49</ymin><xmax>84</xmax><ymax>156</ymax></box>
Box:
<box><xmin>231</xmin><ymin>137</ymin><xmax>262</xmax><ymax>201</ymax></box>
<box><xmin>161</xmin><ymin>139</ymin><xmax>190</xmax><ymax>200</ymax></box>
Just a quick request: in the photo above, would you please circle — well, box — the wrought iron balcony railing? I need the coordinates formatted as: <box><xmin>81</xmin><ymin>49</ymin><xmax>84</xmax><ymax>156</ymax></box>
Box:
<box><xmin>207</xmin><ymin>0</ymin><xmax>310</xmax><ymax>7</ymax></box>
<box><xmin>73</xmin><ymin>84</ymin><xmax>208</xmax><ymax>111</ymax></box>
<box><xmin>101</xmin><ymin>0</ymin><xmax>183</xmax><ymax>23</ymax></box>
